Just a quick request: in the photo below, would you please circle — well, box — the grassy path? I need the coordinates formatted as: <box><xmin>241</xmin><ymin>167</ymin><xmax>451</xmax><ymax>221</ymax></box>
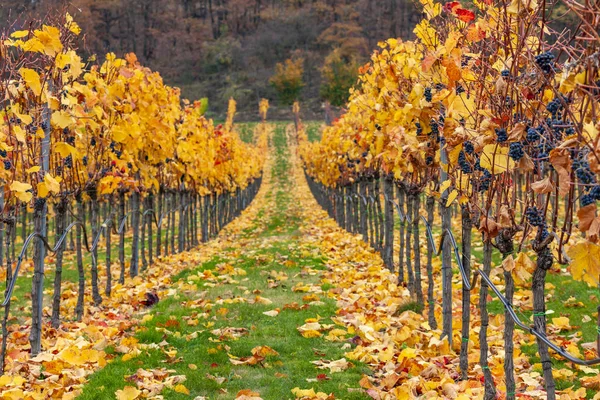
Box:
<box><xmin>80</xmin><ymin>124</ymin><xmax>369</xmax><ymax>399</ymax></box>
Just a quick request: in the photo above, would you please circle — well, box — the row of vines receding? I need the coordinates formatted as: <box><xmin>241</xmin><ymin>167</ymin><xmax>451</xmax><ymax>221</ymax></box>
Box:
<box><xmin>299</xmin><ymin>0</ymin><xmax>600</xmax><ymax>399</ymax></box>
<box><xmin>0</xmin><ymin>14</ymin><xmax>269</xmax><ymax>374</ymax></box>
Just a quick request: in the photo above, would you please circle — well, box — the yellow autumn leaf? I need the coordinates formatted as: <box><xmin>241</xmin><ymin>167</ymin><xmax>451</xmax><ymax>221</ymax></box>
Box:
<box><xmin>55</xmin><ymin>142</ymin><xmax>79</xmax><ymax>158</ymax></box>
<box><xmin>13</xmin><ymin>126</ymin><xmax>26</xmax><ymax>144</ymax></box>
<box><xmin>173</xmin><ymin>384</ymin><xmax>190</xmax><ymax>395</ymax></box>
<box><xmin>38</xmin><ymin>173</ymin><xmax>61</xmax><ymax>198</ymax></box>
<box><xmin>51</xmin><ymin>111</ymin><xmax>74</xmax><ymax>129</ymax></box>
<box><xmin>115</xmin><ymin>386</ymin><xmax>141</xmax><ymax>400</ymax></box>
<box><xmin>479</xmin><ymin>144</ymin><xmax>515</xmax><ymax>174</ymax></box>
<box><xmin>445</xmin><ymin>189</ymin><xmax>458</xmax><ymax>207</ymax></box>
<box><xmin>551</xmin><ymin>316</ymin><xmax>571</xmax><ymax>331</ymax></box>
<box><xmin>9</xmin><ymin>181</ymin><xmax>33</xmax><ymax>203</ymax></box>
<box><xmin>292</xmin><ymin>388</ymin><xmax>317</xmax><ymax>398</ymax></box>
<box><xmin>34</xmin><ymin>25</ymin><xmax>63</xmax><ymax>56</ymax></box>
<box><xmin>19</xmin><ymin>68</ymin><xmax>42</xmax><ymax>97</ymax></box>
<box><xmin>566</xmin><ymin>240</ymin><xmax>600</xmax><ymax>287</ymax></box>
<box><xmin>10</xmin><ymin>30</ymin><xmax>30</xmax><ymax>39</ymax></box>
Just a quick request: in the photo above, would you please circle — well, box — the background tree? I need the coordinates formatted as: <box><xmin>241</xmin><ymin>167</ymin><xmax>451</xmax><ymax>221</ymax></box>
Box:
<box><xmin>269</xmin><ymin>57</ymin><xmax>305</xmax><ymax>106</ymax></box>
<box><xmin>319</xmin><ymin>48</ymin><xmax>360</xmax><ymax>106</ymax></box>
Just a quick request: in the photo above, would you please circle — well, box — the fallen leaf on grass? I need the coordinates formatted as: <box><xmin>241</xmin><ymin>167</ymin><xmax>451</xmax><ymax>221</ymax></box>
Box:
<box><xmin>211</xmin><ymin>327</ymin><xmax>249</xmax><ymax>340</ymax></box>
<box><xmin>236</xmin><ymin>389</ymin><xmax>263</xmax><ymax>399</ymax></box>
<box><xmin>311</xmin><ymin>358</ymin><xmax>351</xmax><ymax>373</ymax></box>
<box><xmin>174</xmin><ymin>384</ymin><xmax>190</xmax><ymax>394</ymax></box>
<box><xmin>115</xmin><ymin>386</ymin><xmax>141</xmax><ymax>400</ymax></box>
<box><xmin>263</xmin><ymin>309</ymin><xmax>280</xmax><ymax>317</ymax></box>
<box><xmin>291</xmin><ymin>387</ymin><xmax>335</xmax><ymax>400</ymax></box>
<box><xmin>229</xmin><ymin>346</ymin><xmax>279</xmax><ymax>366</ymax></box>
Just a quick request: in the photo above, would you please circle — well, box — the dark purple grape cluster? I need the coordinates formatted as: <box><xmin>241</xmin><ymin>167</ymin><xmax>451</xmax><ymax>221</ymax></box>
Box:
<box><xmin>456</xmin><ymin>84</ymin><xmax>465</xmax><ymax>94</ymax></box>
<box><xmin>90</xmin><ymin>137</ymin><xmax>97</xmax><ymax>146</ymax></box>
<box><xmin>508</xmin><ymin>142</ymin><xmax>525</xmax><ymax>161</ymax></box>
<box><xmin>64</xmin><ymin>155</ymin><xmax>73</xmax><ymax>168</ymax></box>
<box><xmin>463</xmin><ymin>141</ymin><xmax>474</xmax><ymax>155</ymax></box>
<box><xmin>424</xmin><ymin>87</ymin><xmax>432</xmax><ymax>102</ymax></box>
<box><xmin>526</xmin><ymin>127</ymin><xmax>540</xmax><ymax>142</ymax></box>
<box><xmin>581</xmin><ymin>194</ymin><xmax>595</xmax><ymax>207</ymax></box>
<box><xmin>34</xmin><ymin>197</ymin><xmax>46</xmax><ymax>211</ymax></box>
<box><xmin>66</xmin><ymin>136</ymin><xmax>76</xmax><ymax>145</ymax></box>
<box><xmin>546</xmin><ymin>99</ymin><xmax>562</xmax><ymax>116</ymax></box>
<box><xmin>3</xmin><ymin>160</ymin><xmax>11</xmax><ymax>170</ymax></box>
<box><xmin>458</xmin><ymin>151</ymin><xmax>472</xmax><ymax>173</ymax></box>
<box><xmin>573</xmin><ymin>159</ymin><xmax>596</xmax><ymax>185</ymax></box>
<box><xmin>535</xmin><ymin>51</ymin><xmax>555</xmax><ymax>73</ymax></box>
<box><xmin>501</xmin><ymin>69</ymin><xmax>510</xmax><ymax>78</ymax></box>
<box><xmin>590</xmin><ymin>185</ymin><xmax>600</xmax><ymax>200</ymax></box>
<box><xmin>0</xmin><ymin>149</ymin><xmax>7</xmax><ymax>158</ymax></box>
<box><xmin>496</xmin><ymin>128</ymin><xmax>508</xmax><ymax>143</ymax></box>
<box><xmin>416</xmin><ymin>122</ymin><xmax>422</xmax><ymax>135</ymax></box>
<box><xmin>82</xmin><ymin>156</ymin><xmax>88</xmax><ymax>166</ymax></box>
<box><xmin>477</xmin><ymin>169</ymin><xmax>492</xmax><ymax>192</ymax></box>
<box><xmin>474</xmin><ymin>156</ymin><xmax>485</xmax><ymax>172</ymax></box>
<box><xmin>525</xmin><ymin>206</ymin><xmax>545</xmax><ymax>227</ymax></box>
<box><xmin>426</xmin><ymin>155</ymin><xmax>433</xmax><ymax>165</ymax></box>
<box><xmin>430</xmin><ymin>120</ymin><xmax>439</xmax><ymax>136</ymax></box>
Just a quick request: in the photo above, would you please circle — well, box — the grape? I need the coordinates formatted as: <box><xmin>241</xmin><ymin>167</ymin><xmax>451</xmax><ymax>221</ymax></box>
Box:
<box><xmin>477</xmin><ymin>170</ymin><xmax>492</xmax><ymax>192</ymax></box>
<box><xmin>463</xmin><ymin>141</ymin><xmax>474</xmax><ymax>155</ymax></box>
<box><xmin>424</xmin><ymin>87</ymin><xmax>432</xmax><ymax>102</ymax></box>
<box><xmin>430</xmin><ymin>119</ymin><xmax>439</xmax><ymax>136</ymax></box>
<box><xmin>34</xmin><ymin>198</ymin><xmax>46</xmax><ymax>210</ymax></box>
<box><xmin>535</xmin><ymin>51</ymin><xmax>555</xmax><ymax>73</ymax></box>
<box><xmin>456</xmin><ymin>84</ymin><xmax>465</xmax><ymax>94</ymax></box>
<box><xmin>508</xmin><ymin>142</ymin><xmax>524</xmax><ymax>161</ymax></box>
<box><xmin>426</xmin><ymin>155</ymin><xmax>433</xmax><ymax>165</ymax></box>
<box><xmin>415</xmin><ymin>122</ymin><xmax>422</xmax><ymax>135</ymax></box>
<box><xmin>496</xmin><ymin>128</ymin><xmax>508</xmax><ymax>143</ymax></box>
<box><xmin>458</xmin><ymin>151</ymin><xmax>472</xmax><ymax>173</ymax></box>
<box><xmin>0</xmin><ymin>150</ymin><xmax>7</xmax><ymax>158</ymax></box>
<box><xmin>590</xmin><ymin>185</ymin><xmax>600</xmax><ymax>200</ymax></box>
<box><xmin>581</xmin><ymin>194</ymin><xmax>595</xmax><ymax>207</ymax></box>
<box><xmin>546</xmin><ymin>99</ymin><xmax>561</xmax><ymax>115</ymax></box>
<box><xmin>3</xmin><ymin>160</ymin><xmax>11</xmax><ymax>170</ymax></box>
<box><xmin>64</xmin><ymin>155</ymin><xmax>73</xmax><ymax>168</ymax></box>
<box><xmin>82</xmin><ymin>156</ymin><xmax>88</xmax><ymax>166</ymax></box>
<box><xmin>90</xmin><ymin>137</ymin><xmax>97</xmax><ymax>146</ymax></box>
<box><xmin>526</xmin><ymin>127</ymin><xmax>540</xmax><ymax>142</ymax></box>
<box><xmin>525</xmin><ymin>206</ymin><xmax>546</xmax><ymax>227</ymax></box>
<box><xmin>501</xmin><ymin>69</ymin><xmax>510</xmax><ymax>77</ymax></box>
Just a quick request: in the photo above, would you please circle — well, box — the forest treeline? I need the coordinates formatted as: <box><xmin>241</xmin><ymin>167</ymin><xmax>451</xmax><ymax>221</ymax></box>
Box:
<box><xmin>0</xmin><ymin>0</ymin><xmax>578</xmax><ymax>119</ymax></box>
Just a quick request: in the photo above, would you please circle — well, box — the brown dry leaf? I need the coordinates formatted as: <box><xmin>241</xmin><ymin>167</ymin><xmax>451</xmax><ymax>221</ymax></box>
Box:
<box><xmin>531</xmin><ymin>177</ymin><xmax>555</xmax><ymax>194</ymax></box>
<box><xmin>549</xmin><ymin>148</ymin><xmax>572</xmax><ymax>196</ymax></box>
<box><xmin>479</xmin><ymin>216</ymin><xmax>499</xmax><ymax>240</ymax></box>
<box><xmin>508</xmin><ymin>122</ymin><xmax>526</xmax><ymax>141</ymax></box>
<box><xmin>251</xmin><ymin>346</ymin><xmax>279</xmax><ymax>357</ymax></box>
<box><xmin>578</xmin><ymin>204</ymin><xmax>598</xmax><ymax>233</ymax></box>
<box><xmin>311</xmin><ymin>358</ymin><xmax>351</xmax><ymax>373</ymax></box>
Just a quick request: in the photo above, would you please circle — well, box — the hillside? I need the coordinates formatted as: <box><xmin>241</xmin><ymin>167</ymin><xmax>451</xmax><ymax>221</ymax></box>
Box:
<box><xmin>0</xmin><ymin>0</ymin><xmax>578</xmax><ymax>119</ymax></box>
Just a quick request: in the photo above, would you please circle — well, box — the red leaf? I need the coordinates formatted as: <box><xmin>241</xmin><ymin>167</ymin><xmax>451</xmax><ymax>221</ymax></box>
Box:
<box><xmin>317</xmin><ymin>373</ymin><xmax>330</xmax><ymax>381</ymax></box>
<box><xmin>444</xmin><ymin>2</ymin><xmax>461</xmax><ymax>12</ymax></box>
<box><xmin>455</xmin><ymin>8</ymin><xmax>475</xmax><ymax>22</ymax></box>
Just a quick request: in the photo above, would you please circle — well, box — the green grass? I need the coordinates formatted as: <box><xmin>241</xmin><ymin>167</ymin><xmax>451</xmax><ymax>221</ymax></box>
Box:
<box><xmin>79</xmin><ymin>122</ymin><xmax>369</xmax><ymax>399</ymax></box>
<box><xmin>305</xmin><ymin>121</ymin><xmax>323</xmax><ymax>142</ymax></box>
